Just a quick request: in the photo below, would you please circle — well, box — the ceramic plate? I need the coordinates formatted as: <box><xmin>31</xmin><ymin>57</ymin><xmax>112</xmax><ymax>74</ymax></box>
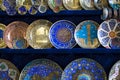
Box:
<box><xmin>98</xmin><ymin>19</ymin><xmax>120</xmax><ymax>49</ymax></box>
<box><xmin>19</xmin><ymin>59</ymin><xmax>63</xmax><ymax>80</ymax></box>
<box><xmin>63</xmin><ymin>0</ymin><xmax>82</xmax><ymax>10</ymax></box>
<box><xmin>26</xmin><ymin>19</ymin><xmax>53</xmax><ymax>49</ymax></box>
<box><xmin>4</xmin><ymin>21</ymin><xmax>29</xmax><ymax>49</ymax></box>
<box><xmin>61</xmin><ymin>58</ymin><xmax>107</xmax><ymax>80</ymax></box>
<box><xmin>75</xmin><ymin>20</ymin><xmax>100</xmax><ymax>48</ymax></box>
<box><xmin>49</xmin><ymin>20</ymin><xmax>76</xmax><ymax>49</ymax></box>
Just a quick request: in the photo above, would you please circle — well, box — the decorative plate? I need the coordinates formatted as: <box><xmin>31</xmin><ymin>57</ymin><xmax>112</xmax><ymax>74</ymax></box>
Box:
<box><xmin>80</xmin><ymin>0</ymin><xmax>96</xmax><ymax>10</ymax></box>
<box><xmin>63</xmin><ymin>0</ymin><xmax>82</xmax><ymax>10</ymax></box>
<box><xmin>3</xmin><ymin>0</ymin><xmax>17</xmax><ymax>15</ymax></box>
<box><xmin>19</xmin><ymin>59</ymin><xmax>63</xmax><ymax>80</ymax></box>
<box><xmin>4</xmin><ymin>21</ymin><xmax>29</xmax><ymax>49</ymax></box>
<box><xmin>109</xmin><ymin>60</ymin><xmax>120</xmax><ymax>80</ymax></box>
<box><xmin>61</xmin><ymin>58</ymin><xmax>107</xmax><ymax>80</ymax></box>
<box><xmin>49</xmin><ymin>20</ymin><xmax>76</xmax><ymax>49</ymax></box>
<box><xmin>108</xmin><ymin>0</ymin><xmax>120</xmax><ymax>9</ymax></box>
<box><xmin>0</xmin><ymin>23</ymin><xmax>6</xmax><ymax>48</ymax></box>
<box><xmin>48</xmin><ymin>0</ymin><xmax>65</xmax><ymax>13</ymax></box>
<box><xmin>94</xmin><ymin>0</ymin><xmax>108</xmax><ymax>10</ymax></box>
<box><xmin>0</xmin><ymin>59</ymin><xmax>19</xmax><ymax>80</ymax></box>
<box><xmin>16</xmin><ymin>0</ymin><xmax>33</xmax><ymax>15</ymax></box>
<box><xmin>98</xmin><ymin>19</ymin><xmax>120</xmax><ymax>49</ymax></box>
<box><xmin>74</xmin><ymin>20</ymin><xmax>100</xmax><ymax>49</ymax></box>
<box><xmin>26</xmin><ymin>19</ymin><xmax>53</xmax><ymax>49</ymax></box>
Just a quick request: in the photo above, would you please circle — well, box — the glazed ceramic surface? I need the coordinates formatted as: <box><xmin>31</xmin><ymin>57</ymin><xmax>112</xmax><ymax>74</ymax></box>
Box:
<box><xmin>61</xmin><ymin>58</ymin><xmax>107</xmax><ymax>80</ymax></box>
<box><xmin>49</xmin><ymin>20</ymin><xmax>76</xmax><ymax>49</ymax></box>
<box><xmin>74</xmin><ymin>20</ymin><xmax>100</xmax><ymax>48</ymax></box>
<box><xmin>98</xmin><ymin>19</ymin><xmax>120</xmax><ymax>49</ymax></box>
<box><xmin>19</xmin><ymin>59</ymin><xmax>63</xmax><ymax>80</ymax></box>
<box><xmin>109</xmin><ymin>60</ymin><xmax>120</xmax><ymax>80</ymax></box>
<box><xmin>26</xmin><ymin>19</ymin><xmax>52</xmax><ymax>49</ymax></box>
<box><xmin>4</xmin><ymin>21</ymin><xmax>29</xmax><ymax>49</ymax></box>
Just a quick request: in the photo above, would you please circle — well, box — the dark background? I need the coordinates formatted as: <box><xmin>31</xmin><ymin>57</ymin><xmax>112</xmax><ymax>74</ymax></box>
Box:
<box><xmin>0</xmin><ymin>10</ymin><xmax>120</xmax><ymax>78</ymax></box>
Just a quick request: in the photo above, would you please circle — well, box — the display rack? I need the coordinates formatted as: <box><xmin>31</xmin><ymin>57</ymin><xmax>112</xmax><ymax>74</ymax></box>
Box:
<box><xmin>0</xmin><ymin>10</ymin><xmax>119</xmax><ymax>77</ymax></box>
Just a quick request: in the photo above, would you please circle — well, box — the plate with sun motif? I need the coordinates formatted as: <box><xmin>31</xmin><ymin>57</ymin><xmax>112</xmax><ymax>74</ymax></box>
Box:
<box><xmin>19</xmin><ymin>59</ymin><xmax>63</xmax><ymax>80</ymax></box>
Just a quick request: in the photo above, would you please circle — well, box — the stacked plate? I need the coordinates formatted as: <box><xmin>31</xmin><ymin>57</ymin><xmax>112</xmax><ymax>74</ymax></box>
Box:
<box><xmin>0</xmin><ymin>58</ymin><xmax>120</xmax><ymax>80</ymax></box>
<box><xmin>0</xmin><ymin>0</ymin><xmax>118</xmax><ymax>15</ymax></box>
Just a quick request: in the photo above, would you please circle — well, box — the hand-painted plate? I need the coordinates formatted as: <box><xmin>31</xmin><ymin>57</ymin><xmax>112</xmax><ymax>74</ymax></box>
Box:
<box><xmin>98</xmin><ymin>19</ymin><xmax>120</xmax><ymax>49</ymax></box>
<box><xmin>16</xmin><ymin>0</ymin><xmax>33</xmax><ymax>15</ymax></box>
<box><xmin>108</xmin><ymin>0</ymin><xmax>120</xmax><ymax>9</ymax></box>
<box><xmin>49</xmin><ymin>20</ymin><xmax>76</xmax><ymax>49</ymax></box>
<box><xmin>94</xmin><ymin>0</ymin><xmax>108</xmax><ymax>10</ymax></box>
<box><xmin>61</xmin><ymin>58</ymin><xmax>107</xmax><ymax>80</ymax></box>
<box><xmin>63</xmin><ymin>0</ymin><xmax>82</xmax><ymax>10</ymax></box>
<box><xmin>0</xmin><ymin>59</ymin><xmax>19</xmax><ymax>80</ymax></box>
<box><xmin>3</xmin><ymin>0</ymin><xmax>17</xmax><ymax>15</ymax></box>
<box><xmin>19</xmin><ymin>59</ymin><xmax>63</xmax><ymax>80</ymax></box>
<box><xmin>80</xmin><ymin>0</ymin><xmax>96</xmax><ymax>10</ymax></box>
<box><xmin>109</xmin><ymin>60</ymin><xmax>120</xmax><ymax>80</ymax></box>
<box><xmin>4</xmin><ymin>21</ymin><xmax>29</xmax><ymax>49</ymax></box>
<box><xmin>0</xmin><ymin>23</ymin><xmax>7</xmax><ymax>48</ymax></box>
<box><xmin>74</xmin><ymin>20</ymin><xmax>100</xmax><ymax>49</ymax></box>
<box><xmin>26</xmin><ymin>19</ymin><xmax>53</xmax><ymax>49</ymax></box>
<box><xmin>48</xmin><ymin>0</ymin><xmax>65</xmax><ymax>13</ymax></box>
<box><xmin>31</xmin><ymin>0</ymin><xmax>48</xmax><ymax>13</ymax></box>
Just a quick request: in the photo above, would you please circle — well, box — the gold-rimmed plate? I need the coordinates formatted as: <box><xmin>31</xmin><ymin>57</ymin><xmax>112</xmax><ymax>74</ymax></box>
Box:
<box><xmin>26</xmin><ymin>19</ymin><xmax>53</xmax><ymax>49</ymax></box>
<box><xmin>63</xmin><ymin>0</ymin><xmax>82</xmax><ymax>10</ymax></box>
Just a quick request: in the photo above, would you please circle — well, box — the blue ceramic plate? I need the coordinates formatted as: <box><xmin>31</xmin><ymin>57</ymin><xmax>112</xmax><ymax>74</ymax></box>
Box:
<box><xmin>74</xmin><ymin>20</ymin><xmax>100</xmax><ymax>49</ymax></box>
<box><xmin>19</xmin><ymin>59</ymin><xmax>63</xmax><ymax>80</ymax></box>
<box><xmin>109</xmin><ymin>60</ymin><xmax>120</xmax><ymax>80</ymax></box>
<box><xmin>98</xmin><ymin>19</ymin><xmax>120</xmax><ymax>49</ymax></box>
<box><xmin>0</xmin><ymin>59</ymin><xmax>19</xmax><ymax>80</ymax></box>
<box><xmin>61</xmin><ymin>58</ymin><xmax>107</xmax><ymax>80</ymax></box>
<box><xmin>3</xmin><ymin>0</ymin><xmax>17</xmax><ymax>15</ymax></box>
<box><xmin>49</xmin><ymin>20</ymin><xmax>76</xmax><ymax>49</ymax></box>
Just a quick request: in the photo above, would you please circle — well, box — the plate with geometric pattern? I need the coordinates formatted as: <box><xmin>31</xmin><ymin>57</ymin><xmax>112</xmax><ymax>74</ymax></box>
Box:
<box><xmin>61</xmin><ymin>58</ymin><xmax>107</xmax><ymax>80</ymax></box>
<box><xmin>19</xmin><ymin>59</ymin><xmax>63</xmax><ymax>80</ymax></box>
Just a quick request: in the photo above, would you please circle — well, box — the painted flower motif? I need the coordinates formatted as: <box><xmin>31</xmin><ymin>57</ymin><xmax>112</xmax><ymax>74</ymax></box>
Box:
<box><xmin>98</xmin><ymin>19</ymin><xmax>120</xmax><ymax>49</ymax></box>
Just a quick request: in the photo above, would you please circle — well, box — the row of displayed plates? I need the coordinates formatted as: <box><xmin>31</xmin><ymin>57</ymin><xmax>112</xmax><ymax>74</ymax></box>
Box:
<box><xmin>0</xmin><ymin>19</ymin><xmax>120</xmax><ymax>49</ymax></box>
<box><xmin>0</xmin><ymin>0</ymin><xmax>120</xmax><ymax>15</ymax></box>
<box><xmin>0</xmin><ymin>58</ymin><xmax>119</xmax><ymax>80</ymax></box>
